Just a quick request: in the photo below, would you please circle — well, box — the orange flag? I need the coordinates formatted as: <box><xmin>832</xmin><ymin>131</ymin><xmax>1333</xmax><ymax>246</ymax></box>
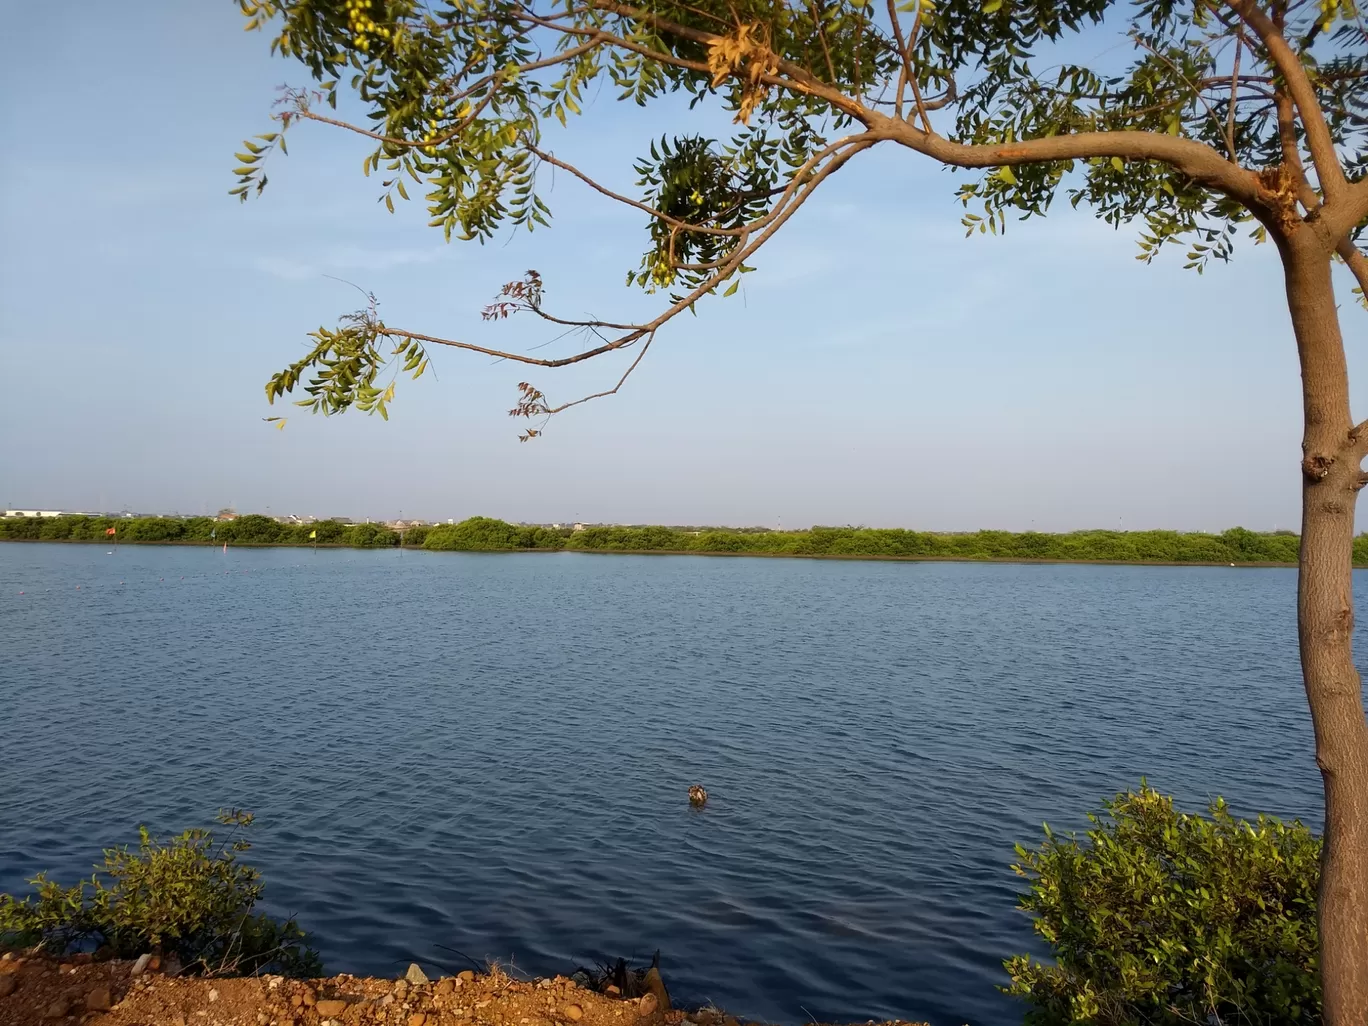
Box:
<box><xmin>105</xmin><ymin>527</ymin><xmax>116</xmax><ymax>536</ymax></box>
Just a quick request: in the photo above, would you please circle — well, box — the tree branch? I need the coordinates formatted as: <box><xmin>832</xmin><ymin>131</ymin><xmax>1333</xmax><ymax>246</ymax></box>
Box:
<box><xmin>1226</xmin><ymin>0</ymin><xmax>1348</xmax><ymax>199</ymax></box>
<box><xmin>881</xmin><ymin>119</ymin><xmax>1262</xmax><ymax>208</ymax></box>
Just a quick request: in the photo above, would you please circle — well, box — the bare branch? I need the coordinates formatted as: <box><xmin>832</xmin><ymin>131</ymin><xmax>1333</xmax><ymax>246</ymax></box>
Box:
<box><xmin>541</xmin><ymin>332</ymin><xmax>656</xmax><ymax>415</ymax></box>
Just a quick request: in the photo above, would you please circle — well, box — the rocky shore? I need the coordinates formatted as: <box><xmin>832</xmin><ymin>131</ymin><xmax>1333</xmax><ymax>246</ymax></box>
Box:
<box><xmin>0</xmin><ymin>953</ymin><xmax>932</xmax><ymax>1026</ymax></box>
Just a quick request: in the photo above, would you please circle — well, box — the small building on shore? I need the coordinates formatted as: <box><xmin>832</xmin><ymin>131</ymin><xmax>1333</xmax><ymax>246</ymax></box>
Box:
<box><xmin>4</xmin><ymin>509</ymin><xmax>64</xmax><ymax>518</ymax></box>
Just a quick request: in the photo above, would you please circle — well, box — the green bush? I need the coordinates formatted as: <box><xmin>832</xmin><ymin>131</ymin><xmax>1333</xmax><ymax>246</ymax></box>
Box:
<box><xmin>0</xmin><ymin>810</ymin><xmax>321</xmax><ymax>978</ymax></box>
<box><xmin>1004</xmin><ymin>784</ymin><xmax>1321</xmax><ymax>1025</ymax></box>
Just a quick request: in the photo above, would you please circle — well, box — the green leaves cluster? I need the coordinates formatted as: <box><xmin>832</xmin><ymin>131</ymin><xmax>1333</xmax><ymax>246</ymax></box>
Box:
<box><xmin>1005</xmin><ymin>785</ymin><xmax>1321</xmax><ymax>1025</ymax></box>
<box><xmin>238</xmin><ymin>0</ymin><xmax>1366</xmax><ymax>422</ymax></box>
<box><xmin>265</xmin><ymin>301</ymin><xmax>428</xmax><ymax>422</ymax></box>
<box><xmin>0</xmin><ymin>810</ymin><xmax>321</xmax><ymax>978</ymax></box>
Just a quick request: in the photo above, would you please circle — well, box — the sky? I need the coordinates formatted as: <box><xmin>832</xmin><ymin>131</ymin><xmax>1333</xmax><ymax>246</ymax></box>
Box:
<box><xmin>2</xmin><ymin>3</ymin><xmax>1364</xmax><ymax>531</ymax></box>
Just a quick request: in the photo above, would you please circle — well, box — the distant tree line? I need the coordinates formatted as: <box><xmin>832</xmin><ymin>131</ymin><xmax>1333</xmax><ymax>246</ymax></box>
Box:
<box><xmin>422</xmin><ymin>518</ymin><xmax>1354</xmax><ymax>565</ymax></box>
<box><xmin>0</xmin><ymin>515</ymin><xmax>422</xmax><ymax>548</ymax></box>
<box><xmin>5</xmin><ymin>515</ymin><xmax>1359</xmax><ymax>564</ymax></box>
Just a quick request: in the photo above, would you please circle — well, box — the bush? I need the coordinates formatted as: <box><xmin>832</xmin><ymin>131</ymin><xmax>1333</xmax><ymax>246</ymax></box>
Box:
<box><xmin>1004</xmin><ymin>784</ymin><xmax>1321</xmax><ymax>1025</ymax></box>
<box><xmin>0</xmin><ymin>810</ymin><xmax>321</xmax><ymax>978</ymax></box>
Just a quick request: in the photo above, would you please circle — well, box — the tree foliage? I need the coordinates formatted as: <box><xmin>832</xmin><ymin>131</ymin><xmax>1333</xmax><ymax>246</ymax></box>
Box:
<box><xmin>234</xmin><ymin>0</ymin><xmax>1367</xmax><ymax>430</ymax></box>
<box><xmin>0</xmin><ymin>810</ymin><xmax>321</xmax><ymax>978</ymax></box>
<box><xmin>1006</xmin><ymin>785</ymin><xmax>1321</xmax><ymax>1025</ymax></box>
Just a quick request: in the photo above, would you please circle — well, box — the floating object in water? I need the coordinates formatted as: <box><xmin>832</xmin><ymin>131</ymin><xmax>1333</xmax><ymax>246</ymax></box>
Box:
<box><xmin>688</xmin><ymin>785</ymin><xmax>708</xmax><ymax>807</ymax></box>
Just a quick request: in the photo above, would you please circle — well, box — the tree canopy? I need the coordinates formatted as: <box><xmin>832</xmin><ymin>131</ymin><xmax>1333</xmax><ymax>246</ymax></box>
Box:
<box><xmin>235</xmin><ymin>0</ymin><xmax>1367</xmax><ymax>435</ymax></box>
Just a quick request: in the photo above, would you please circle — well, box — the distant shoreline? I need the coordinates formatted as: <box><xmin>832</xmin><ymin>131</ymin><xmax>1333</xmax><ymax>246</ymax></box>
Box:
<box><xmin>0</xmin><ymin>535</ymin><xmax>1309</xmax><ymax>568</ymax></box>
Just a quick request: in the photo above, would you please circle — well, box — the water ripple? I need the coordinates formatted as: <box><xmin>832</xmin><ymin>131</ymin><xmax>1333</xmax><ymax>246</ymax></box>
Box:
<box><xmin>0</xmin><ymin>546</ymin><xmax>1330</xmax><ymax>1026</ymax></box>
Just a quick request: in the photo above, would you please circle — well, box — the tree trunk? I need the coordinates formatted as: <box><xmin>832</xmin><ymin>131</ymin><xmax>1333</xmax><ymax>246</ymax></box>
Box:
<box><xmin>1284</xmin><ymin>242</ymin><xmax>1368</xmax><ymax>1026</ymax></box>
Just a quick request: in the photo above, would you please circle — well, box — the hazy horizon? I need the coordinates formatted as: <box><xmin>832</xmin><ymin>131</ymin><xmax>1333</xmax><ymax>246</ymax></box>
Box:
<box><xmin>4</xmin><ymin>3</ymin><xmax>1365</xmax><ymax>534</ymax></box>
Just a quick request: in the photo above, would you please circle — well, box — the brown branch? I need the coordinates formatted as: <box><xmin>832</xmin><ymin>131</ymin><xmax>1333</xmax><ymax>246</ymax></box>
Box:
<box><xmin>542</xmin><ymin>333</ymin><xmax>656</xmax><ymax>414</ymax></box>
<box><xmin>1341</xmin><ymin>241</ymin><xmax>1368</xmax><ymax>300</ymax></box>
<box><xmin>1227</xmin><ymin>39</ymin><xmax>1243</xmax><ymax>159</ymax></box>
<box><xmin>1226</xmin><ymin>0</ymin><xmax>1348</xmax><ymax>198</ymax></box>
<box><xmin>369</xmin><ymin>132</ymin><xmax>879</xmax><ymax>405</ymax></box>
<box><xmin>886</xmin><ymin>0</ymin><xmax>912</xmax><ymax>122</ymax></box>
<box><xmin>881</xmin><ymin>119</ymin><xmax>1262</xmax><ymax>207</ymax></box>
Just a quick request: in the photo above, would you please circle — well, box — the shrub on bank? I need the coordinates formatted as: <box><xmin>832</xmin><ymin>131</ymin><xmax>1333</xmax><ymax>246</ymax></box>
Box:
<box><xmin>1005</xmin><ymin>784</ymin><xmax>1321</xmax><ymax>1025</ymax></box>
<box><xmin>0</xmin><ymin>810</ymin><xmax>320</xmax><ymax>978</ymax></box>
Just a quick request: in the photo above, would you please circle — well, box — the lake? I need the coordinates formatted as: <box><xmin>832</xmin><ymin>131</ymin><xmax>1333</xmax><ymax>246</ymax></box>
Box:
<box><xmin>0</xmin><ymin>543</ymin><xmax>1330</xmax><ymax>1025</ymax></box>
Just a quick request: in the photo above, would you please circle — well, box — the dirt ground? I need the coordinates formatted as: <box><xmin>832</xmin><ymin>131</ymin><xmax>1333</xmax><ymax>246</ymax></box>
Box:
<box><xmin>0</xmin><ymin>954</ymin><xmax>933</xmax><ymax>1026</ymax></box>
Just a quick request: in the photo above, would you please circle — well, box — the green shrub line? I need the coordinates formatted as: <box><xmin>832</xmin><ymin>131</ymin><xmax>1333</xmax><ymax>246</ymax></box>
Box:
<box><xmin>1</xmin><ymin>787</ymin><xmax>1320</xmax><ymax>1022</ymax></box>
<box><xmin>5</xmin><ymin>514</ymin><xmax>1358</xmax><ymax>566</ymax></box>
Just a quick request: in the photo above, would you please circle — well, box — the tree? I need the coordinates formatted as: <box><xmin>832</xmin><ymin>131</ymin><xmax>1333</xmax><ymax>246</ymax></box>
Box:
<box><xmin>232</xmin><ymin>0</ymin><xmax>1368</xmax><ymax>1017</ymax></box>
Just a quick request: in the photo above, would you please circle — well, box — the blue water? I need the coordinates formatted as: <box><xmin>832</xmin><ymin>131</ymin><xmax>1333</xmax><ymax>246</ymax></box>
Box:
<box><xmin>0</xmin><ymin>544</ymin><xmax>1330</xmax><ymax>1025</ymax></box>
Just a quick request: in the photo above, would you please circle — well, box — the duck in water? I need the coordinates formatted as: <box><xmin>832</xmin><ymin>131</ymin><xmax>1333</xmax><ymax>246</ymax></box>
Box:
<box><xmin>688</xmin><ymin>785</ymin><xmax>708</xmax><ymax>807</ymax></box>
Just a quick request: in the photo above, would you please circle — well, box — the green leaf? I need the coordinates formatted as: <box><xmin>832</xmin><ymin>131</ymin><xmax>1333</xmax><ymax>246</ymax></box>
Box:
<box><xmin>998</xmin><ymin>165</ymin><xmax>1018</xmax><ymax>186</ymax></box>
<box><xmin>724</xmin><ymin>280</ymin><xmax>740</xmax><ymax>297</ymax></box>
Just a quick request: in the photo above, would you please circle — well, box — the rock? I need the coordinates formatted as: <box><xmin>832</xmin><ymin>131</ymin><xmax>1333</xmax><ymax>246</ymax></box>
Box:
<box><xmin>381</xmin><ymin>994</ymin><xmax>395</xmax><ymax>1007</ymax></box>
<box><xmin>435</xmin><ymin>979</ymin><xmax>455</xmax><ymax>997</ymax></box>
<box><xmin>394</xmin><ymin>980</ymin><xmax>409</xmax><ymax>999</ymax></box>
<box><xmin>58</xmin><ymin>963</ymin><xmax>74</xmax><ymax>974</ymax></box>
<box><xmin>93</xmin><ymin>946</ymin><xmax>115</xmax><ymax>963</ymax></box>
<box><xmin>405</xmin><ymin>963</ymin><xmax>430</xmax><ymax>985</ymax></box>
<box><xmin>131</xmin><ymin>954</ymin><xmax>152</xmax><ymax>977</ymax></box>
<box><xmin>642</xmin><ymin>968</ymin><xmax>671</xmax><ymax>1012</ymax></box>
<box><xmin>44</xmin><ymin>996</ymin><xmax>71</xmax><ymax>1019</ymax></box>
<box><xmin>258</xmin><ymin>1014</ymin><xmax>270</xmax><ymax>1025</ymax></box>
<box><xmin>1</xmin><ymin>952</ymin><xmax>11</xmax><ymax>961</ymax></box>
<box><xmin>315</xmin><ymin>999</ymin><xmax>349</xmax><ymax>1016</ymax></box>
<box><xmin>564</xmin><ymin>1004</ymin><xmax>584</xmax><ymax>1021</ymax></box>
<box><xmin>457</xmin><ymin>970</ymin><xmax>476</xmax><ymax>983</ymax></box>
<box><xmin>0</xmin><ymin>975</ymin><xmax>16</xmax><ymax>998</ymax></box>
<box><xmin>86</xmin><ymin>985</ymin><xmax>113</xmax><ymax>1011</ymax></box>
<box><xmin>606</xmin><ymin>985</ymin><xmax>621</xmax><ymax>997</ymax></box>
<box><xmin>690</xmin><ymin>1012</ymin><xmax>718</xmax><ymax>1026</ymax></box>
<box><xmin>301</xmin><ymin>987</ymin><xmax>317</xmax><ymax>1007</ymax></box>
<box><xmin>208</xmin><ymin>988</ymin><xmax>219</xmax><ymax>1003</ymax></box>
<box><xmin>164</xmin><ymin>956</ymin><xmax>183</xmax><ymax>977</ymax></box>
<box><xmin>638</xmin><ymin>993</ymin><xmax>659</xmax><ymax>1016</ymax></box>
<box><xmin>148</xmin><ymin>954</ymin><xmax>161</xmax><ymax>972</ymax></box>
<box><xmin>409</xmin><ymin>1014</ymin><xmax>429</xmax><ymax>1026</ymax></box>
<box><xmin>723</xmin><ymin>1016</ymin><xmax>741</xmax><ymax>1026</ymax></box>
<box><xmin>71</xmin><ymin>953</ymin><xmax>93</xmax><ymax>966</ymax></box>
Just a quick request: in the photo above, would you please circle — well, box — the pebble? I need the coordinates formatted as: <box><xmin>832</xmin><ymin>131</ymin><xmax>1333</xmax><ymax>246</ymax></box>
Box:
<box><xmin>408</xmin><ymin>1014</ymin><xmax>428</xmax><ymax>1026</ymax></box>
<box><xmin>457</xmin><ymin>970</ymin><xmax>476</xmax><ymax>983</ymax></box>
<box><xmin>0</xmin><ymin>975</ymin><xmax>15</xmax><ymax>998</ymax></box>
<box><xmin>86</xmin><ymin>985</ymin><xmax>113</xmax><ymax>1011</ymax></box>
<box><xmin>44</xmin><ymin>996</ymin><xmax>71</xmax><ymax>1019</ymax></box>
<box><xmin>208</xmin><ymin>988</ymin><xmax>219</xmax><ymax>1003</ymax></box>
<box><xmin>315</xmin><ymin>998</ymin><xmax>348</xmax><ymax>1016</ymax></box>
<box><xmin>435</xmin><ymin>979</ymin><xmax>454</xmax><ymax>998</ymax></box>
<box><xmin>405</xmin><ymin>963</ymin><xmax>430</xmax><ymax>985</ymax></box>
<box><xmin>381</xmin><ymin>994</ymin><xmax>395</xmax><ymax>1007</ymax></box>
<box><xmin>564</xmin><ymin>1003</ymin><xmax>584</xmax><ymax>1021</ymax></box>
<box><xmin>639</xmin><ymin>993</ymin><xmax>659</xmax><ymax>1016</ymax></box>
<box><xmin>131</xmin><ymin>953</ymin><xmax>152</xmax><ymax>977</ymax></box>
<box><xmin>302</xmin><ymin>987</ymin><xmax>317</xmax><ymax>1007</ymax></box>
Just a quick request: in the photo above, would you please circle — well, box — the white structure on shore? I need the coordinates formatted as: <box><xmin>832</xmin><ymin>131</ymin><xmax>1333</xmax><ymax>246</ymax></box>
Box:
<box><xmin>4</xmin><ymin>509</ymin><xmax>64</xmax><ymax>518</ymax></box>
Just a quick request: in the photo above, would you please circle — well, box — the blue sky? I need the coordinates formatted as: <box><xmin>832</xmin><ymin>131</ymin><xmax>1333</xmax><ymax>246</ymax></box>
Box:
<box><xmin>2</xmin><ymin>2</ymin><xmax>1364</xmax><ymax>530</ymax></box>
